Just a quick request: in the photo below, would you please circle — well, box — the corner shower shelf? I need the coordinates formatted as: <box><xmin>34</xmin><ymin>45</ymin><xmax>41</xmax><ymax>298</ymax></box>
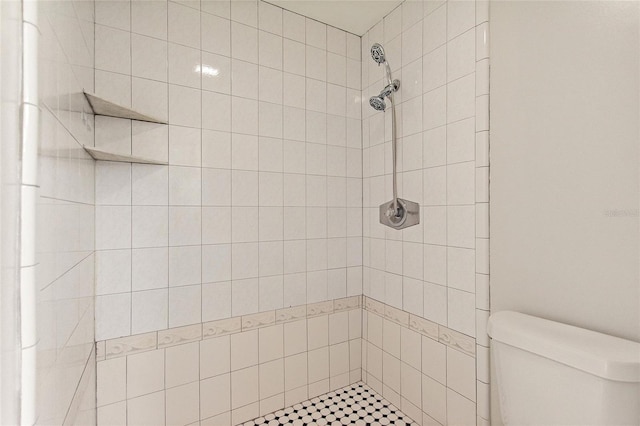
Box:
<box><xmin>82</xmin><ymin>146</ymin><xmax>168</xmax><ymax>165</ymax></box>
<box><xmin>83</xmin><ymin>91</ymin><xmax>168</xmax><ymax>124</ymax></box>
<box><xmin>81</xmin><ymin>91</ymin><xmax>168</xmax><ymax>164</ymax></box>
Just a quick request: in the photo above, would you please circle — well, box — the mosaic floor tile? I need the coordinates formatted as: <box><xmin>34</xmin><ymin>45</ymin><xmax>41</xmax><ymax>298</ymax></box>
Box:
<box><xmin>242</xmin><ymin>382</ymin><xmax>418</xmax><ymax>426</ymax></box>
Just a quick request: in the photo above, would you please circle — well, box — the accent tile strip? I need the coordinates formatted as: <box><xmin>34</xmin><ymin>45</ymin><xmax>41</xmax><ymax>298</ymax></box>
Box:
<box><xmin>242</xmin><ymin>311</ymin><xmax>275</xmax><ymax>331</ymax></box>
<box><xmin>98</xmin><ymin>296</ymin><xmax>363</xmax><ymax>359</ymax></box>
<box><xmin>105</xmin><ymin>332</ymin><xmax>157</xmax><ymax>359</ymax></box>
<box><xmin>364</xmin><ymin>296</ymin><xmax>476</xmax><ymax>357</ymax></box>
<box><xmin>158</xmin><ymin>323</ymin><xmax>202</xmax><ymax>349</ymax></box>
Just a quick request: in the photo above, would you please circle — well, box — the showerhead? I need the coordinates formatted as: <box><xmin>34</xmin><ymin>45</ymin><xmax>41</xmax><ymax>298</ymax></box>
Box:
<box><xmin>369</xmin><ymin>96</ymin><xmax>386</xmax><ymax>111</ymax></box>
<box><xmin>371</xmin><ymin>43</ymin><xmax>386</xmax><ymax>64</ymax></box>
<box><xmin>369</xmin><ymin>79</ymin><xmax>400</xmax><ymax>111</ymax></box>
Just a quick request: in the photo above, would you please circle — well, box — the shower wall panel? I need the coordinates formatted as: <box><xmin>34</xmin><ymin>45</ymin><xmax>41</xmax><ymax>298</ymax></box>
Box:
<box><xmin>97</xmin><ymin>297</ymin><xmax>362</xmax><ymax>425</ymax></box>
<box><xmin>35</xmin><ymin>1</ymin><xmax>97</xmax><ymax>425</ymax></box>
<box><xmin>361</xmin><ymin>0</ymin><xmax>490</xmax><ymax>424</ymax></box>
<box><xmin>93</xmin><ymin>0</ymin><xmax>363</xmax><ymax>342</ymax></box>
<box><xmin>94</xmin><ymin>0</ymin><xmax>363</xmax><ymax>424</ymax></box>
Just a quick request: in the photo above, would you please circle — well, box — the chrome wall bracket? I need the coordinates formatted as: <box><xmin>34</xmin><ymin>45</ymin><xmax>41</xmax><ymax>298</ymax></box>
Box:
<box><xmin>379</xmin><ymin>198</ymin><xmax>420</xmax><ymax>230</ymax></box>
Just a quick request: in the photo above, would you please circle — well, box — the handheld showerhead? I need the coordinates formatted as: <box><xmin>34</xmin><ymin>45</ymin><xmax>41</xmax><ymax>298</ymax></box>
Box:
<box><xmin>369</xmin><ymin>96</ymin><xmax>386</xmax><ymax>111</ymax></box>
<box><xmin>371</xmin><ymin>43</ymin><xmax>386</xmax><ymax>64</ymax></box>
<box><xmin>368</xmin><ymin>79</ymin><xmax>400</xmax><ymax>111</ymax></box>
<box><xmin>368</xmin><ymin>43</ymin><xmax>400</xmax><ymax>112</ymax></box>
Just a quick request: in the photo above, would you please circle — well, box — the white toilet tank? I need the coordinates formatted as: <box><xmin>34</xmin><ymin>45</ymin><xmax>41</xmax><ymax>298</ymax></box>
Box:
<box><xmin>488</xmin><ymin>311</ymin><xmax>640</xmax><ymax>426</ymax></box>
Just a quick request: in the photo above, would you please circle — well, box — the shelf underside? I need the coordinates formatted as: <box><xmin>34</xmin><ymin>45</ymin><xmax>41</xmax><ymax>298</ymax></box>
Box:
<box><xmin>83</xmin><ymin>146</ymin><xmax>167</xmax><ymax>165</ymax></box>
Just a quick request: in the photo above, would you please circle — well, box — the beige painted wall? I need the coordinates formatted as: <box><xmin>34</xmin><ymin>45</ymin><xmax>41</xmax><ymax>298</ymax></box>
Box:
<box><xmin>490</xmin><ymin>0</ymin><xmax>639</xmax><ymax>422</ymax></box>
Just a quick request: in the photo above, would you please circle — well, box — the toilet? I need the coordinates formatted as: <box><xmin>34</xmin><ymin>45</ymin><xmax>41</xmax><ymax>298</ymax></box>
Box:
<box><xmin>488</xmin><ymin>311</ymin><xmax>640</xmax><ymax>425</ymax></box>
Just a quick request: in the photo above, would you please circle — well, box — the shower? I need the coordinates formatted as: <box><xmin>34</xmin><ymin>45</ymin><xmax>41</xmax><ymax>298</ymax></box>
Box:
<box><xmin>368</xmin><ymin>43</ymin><xmax>419</xmax><ymax>230</ymax></box>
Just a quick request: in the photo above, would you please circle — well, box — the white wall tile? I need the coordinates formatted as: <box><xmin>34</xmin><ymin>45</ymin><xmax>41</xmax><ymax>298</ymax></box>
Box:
<box><xmin>169</xmin><ymin>284</ymin><xmax>202</xmax><ymax>327</ymax></box>
<box><xmin>447</xmin><ymin>0</ymin><xmax>475</xmax><ymax>38</ymax></box>
<box><xmin>305</xmin><ymin>19</ymin><xmax>326</xmax><ymax>49</ymax></box>
<box><xmin>95</xmin><ymin>25</ymin><xmax>130</xmax><ymax>74</ymax></box>
<box><xmin>447</xmin><ymin>247</ymin><xmax>475</xmax><ymax>292</ymax></box>
<box><xmin>308</xmin><ymin>347</ymin><xmax>330</xmax><ymax>383</ymax></box>
<box><xmin>132</xmin><ymin>207</ymin><xmax>168</xmax><ymax>248</ymax></box>
<box><xmin>98</xmin><ymin>401</ymin><xmax>126</xmax><ymax>426</ymax></box>
<box><xmin>447</xmin><ymin>72</ymin><xmax>475</xmax><ymax>123</ymax></box>
<box><xmin>202</xmin><ymin>245</ymin><xmax>232</xmax><ymax>283</ymax></box>
<box><xmin>259</xmin><ymin>1</ymin><xmax>282</xmax><ymax>35</ymax></box>
<box><xmin>202</xmin><ymin>13</ymin><xmax>230</xmax><ymax>55</ymax></box>
<box><xmin>200</xmin><ymin>336</ymin><xmax>231</xmax><ymax>378</ymax></box>
<box><xmin>447</xmin><ymin>347</ymin><xmax>476</xmax><ymax>401</ymax></box>
<box><xmin>421</xmin><ymin>335</ymin><xmax>446</xmax><ymax>384</ymax></box>
<box><xmin>127</xmin><ymin>350</ymin><xmax>165</xmax><ymax>398</ymax></box>
<box><xmin>231</xmin><ymin>329</ymin><xmax>259</xmax><ymax>370</ymax></box>
<box><xmin>200</xmin><ymin>374</ymin><xmax>230</xmax><ymax>418</ymax></box>
<box><xmin>422</xmin><ymin>374</ymin><xmax>446</xmax><ymax>425</ymax></box>
<box><xmin>169</xmin><ymin>207</ymin><xmax>202</xmax><ymax>246</ymax></box>
<box><xmin>232</xmin><ymin>22</ymin><xmax>258</xmax><ymax>63</ymax></box>
<box><xmin>231</xmin><ymin>366</ymin><xmax>259</xmax><ymax>409</ymax></box>
<box><xmin>96</xmin><ymin>250</ymin><xmax>132</xmax><ymax>295</ymax></box>
<box><xmin>96</xmin><ymin>293</ymin><xmax>131</xmax><ymax>340</ymax></box>
<box><xmin>96</xmin><ymin>0</ymin><xmax>130</xmax><ymax>31</ymax></box>
<box><xmin>231</xmin><ymin>276</ymin><xmax>259</xmax><ymax>312</ymax></box>
<box><xmin>127</xmin><ymin>391</ymin><xmax>165</xmax><ymax>425</ymax></box>
<box><xmin>282</xmin><ymin>10</ymin><xmax>305</xmax><ymax>42</ymax></box>
<box><xmin>446</xmin><ymin>388</ymin><xmax>476</xmax><ymax>425</ymax></box>
<box><xmin>97</xmin><ymin>358</ymin><xmax>126</xmax><ymax>407</ymax></box>
<box><xmin>133</xmin><ymin>77</ymin><xmax>169</xmax><ymax>122</ymax></box>
<box><xmin>447</xmin><ymin>28</ymin><xmax>476</xmax><ymax>82</ymax></box>
<box><xmin>96</xmin><ymin>206</ymin><xmax>131</xmax><ymax>250</ymax></box>
<box><xmin>231</xmin><ymin>0</ymin><xmax>257</xmax><ymax>27</ymax></box>
<box><xmin>447</xmin><ymin>118</ymin><xmax>475</xmax><ymax>164</ymax></box>
<box><xmin>132</xmin><ymin>0</ymin><xmax>167</xmax><ymax>40</ymax></box>
<box><xmin>132</xmin><ymin>34</ymin><xmax>168</xmax><ymax>82</ymax></box>
<box><xmin>166</xmin><ymin>342</ymin><xmax>199</xmax><ymax>387</ymax></box>
<box><xmin>447</xmin><ymin>205</ymin><xmax>475</xmax><ymax>248</ymax></box>
<box><xmin>168</xmin><ymin>2</ymin><xmax>201</xmax><ymax>48</ymax></box>
<box><xmin>202</xmin><ymin>281</ymin><xmax>232</xmax><ymax>320</ymax></box>
<box><xmin>447</xmin><ymin>288</ymin><xmax>476</xmax><ymax>336</ymax></box>
<box><xmin>131</xmin><ymin>288</ymin><xmax>168</xmax><ymax>334</ymax></box>
<box><xmin>422</xmin><ymin>282</ymin><xmax>447</xmax><ymax>325</ymax></box>
<box><xmin>166</xmin><ymin>382</ymin><xmax>199</xmax><ymax>425</ymax></box>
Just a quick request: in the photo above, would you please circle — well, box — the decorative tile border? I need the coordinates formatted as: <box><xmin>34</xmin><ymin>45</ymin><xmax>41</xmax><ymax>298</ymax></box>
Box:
<box><xmin>363</xmin><ymin>297</ymin><xmax>476</xmax><ymax>357</ymax></box>
<box><xmin>158</xmin><ymin>323</ymin><xmax>202</xmax><ymax>349</ymax></box>
<box><xmin>97</xmin><ymin>296</ymin><xmax>363</xmax><ymax>360</ymax></box>
<box><xmin>275</xmin><ymin>305</ymin><xmax>307</xmax><ymax>323</ymax></box>
<box><xmin>103</xmin><ymin>331</ymin><xmax>157</xmax><ymax>360</ymax></box>
<box><xmin>241</xmin><ymin>311</ymin><xmax>276</xmax><ymax>331</ymax></box>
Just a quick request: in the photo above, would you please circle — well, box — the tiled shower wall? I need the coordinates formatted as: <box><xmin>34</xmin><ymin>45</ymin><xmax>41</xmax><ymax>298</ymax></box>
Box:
<box><xmin>361</xmin><ymin>0</ymin><xmax>490</xmax><ymax>425</ymax></box>
<box><xmin>95</xmin><ymin>0</ymin><xmax>363</xmax><ymax>424</ymax></box>
<box><xmin>94</xmin><ymin>0</ymin><xmax>491</xmax><ymax>425</ymax></box>
<box><xmin>36</xmin><ymin>1</ymin><xmax>97</xmax><ymax>425</ymax></box>
<box><xmin>97</xmin><ymin>297</ymin><xmax>362</xmax><ymax>425</ymax></box>
<box><xmin>93</xmin><ymin>0</ymin><xmax>363</xmax><ymax>341</ymax></box>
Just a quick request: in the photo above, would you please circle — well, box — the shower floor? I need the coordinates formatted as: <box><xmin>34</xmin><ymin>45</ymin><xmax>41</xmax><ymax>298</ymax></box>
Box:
<box><xmin>242</xmin><ymin>382</ymin><xmax>418</xmax><ymax>426</ymax></box>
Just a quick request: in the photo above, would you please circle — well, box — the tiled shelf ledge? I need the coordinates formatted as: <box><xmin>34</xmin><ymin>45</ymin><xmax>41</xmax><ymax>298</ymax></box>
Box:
<box><xmin>363</xmin><ymin>296</ymin><xmax>476</xmax><ymax>357</ymax></box>
<box><xmin>96</xmin><ymin>295</ymin><xmax>363</xmax><ymax>361</ymax></box>
<box><xmin>82</xmin><ymin>146</ymin><xmax>168</xmax><ymax>165</ymax></box>
<box><xmin>83</xmin><ymin>91</ymin><xmax>167</xmax><ymax>124</ymax></box>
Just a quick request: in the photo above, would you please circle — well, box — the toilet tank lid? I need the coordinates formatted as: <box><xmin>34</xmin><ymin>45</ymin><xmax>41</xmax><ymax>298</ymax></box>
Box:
<box><xmin>487</xmin><ymin>311</ymin><xmax>640</xmax><ymax>382</ymax></box>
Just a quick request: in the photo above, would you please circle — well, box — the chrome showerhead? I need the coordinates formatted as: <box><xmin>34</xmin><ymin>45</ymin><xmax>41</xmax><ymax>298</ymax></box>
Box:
<box><xmin>371</xmin><ymin>43</ymin><xmax>386</xmax><ymax>64</ymax></box>
<box><xmin>369</xmin><ymin>96</ymin><xmax>386</xmax><ymax>111</ymax></box>
<box><xmin>380</xmin><ymin>80</ymin><xmax>400</xmax><ymax>97</ymax></box>
<box><xmin>369</xmin><ymin>79</ymin><xmax>400</xmax><ymax>111</ymax></box>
